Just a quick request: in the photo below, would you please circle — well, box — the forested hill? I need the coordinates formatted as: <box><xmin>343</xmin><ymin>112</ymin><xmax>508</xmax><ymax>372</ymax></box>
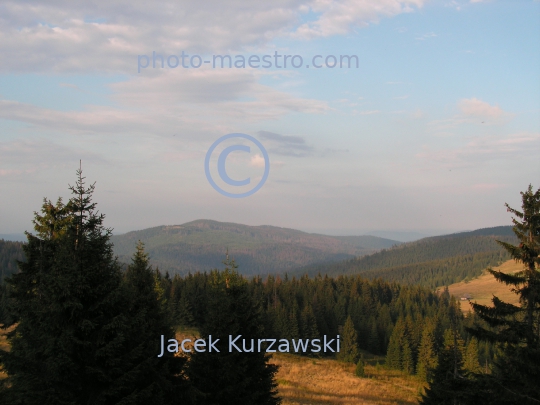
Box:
<box><xmin>110</xmin><ymin>220</ymin><xmax>400</xmax><ymax>275</ymax></box>
<box><xmin>0</xmin><ymin>240</ymin><xmax>25</xmax><ymax>282</ymax></box>
<box><xmin>293</xmin><ymin>226</ymin><xmax>516</xmax><ymax>289</ymax></box>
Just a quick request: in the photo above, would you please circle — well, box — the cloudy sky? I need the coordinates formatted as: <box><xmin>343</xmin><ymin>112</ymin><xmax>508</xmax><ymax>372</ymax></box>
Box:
<box><xmin>0</xmin><ymin>0</ymin><xmax>539</xmax><ymax>236</ymax></box>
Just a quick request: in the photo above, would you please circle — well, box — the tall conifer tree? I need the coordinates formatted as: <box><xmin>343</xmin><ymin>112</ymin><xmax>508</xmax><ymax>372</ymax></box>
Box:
<box><xmin>421</xmin><ymin>329</ymin><xmax>467</xmax><ymax>405</ymax></box>
<box><xmin>0</xmin><ymin>170</ymin><xmax>128</xmax><ymax>404</ymax></box>
<box><xmin>417</xmin><ymin>320</ymin><xmax>439</xmax><ymax>382</ymax></box>
<box><xmin>465</xmin><ymin>185</ymin><xmax>540</xmax><ymax>404</ymax></box>
<box><xmin>110</xmin><ymin>241</ymin><xmax>194</xmax><ymax>404</ymax></box>
<box><xmin>187</xmin><ymin>257</ymin><xmax>280</xmax><ymax>405</ymax></box>
<box><xmin>0</xmin><ymin>170</ymin><xmax>194</xmax><ymax>404</ymax></box>
<box><xmin>463</xmin><ymin>338</ymin><xmax>482</xmax><ymax>375</ymax></box>
<box><xmin>337</xmin><ymin>315</ymin><xmax>360</xmax><ymax>363</ymax></box>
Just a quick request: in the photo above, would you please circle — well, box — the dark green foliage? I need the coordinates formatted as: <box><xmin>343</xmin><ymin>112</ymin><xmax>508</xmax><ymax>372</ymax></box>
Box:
<box><xmin>421</xmin><ymin>328</ymin><xmax>469</xmax><ymax>405</ymax></box>
<box><xmin>297</xmin><ymin>227</ymin><xmax>515</xmax><ymax>289</ymax></box>
<box><xmin>114</xmin><ymin>241</ymin><xmax>194</xmax><ymax>404</ymax></box>
<box><xmin>0</xmin><ymin>171</ymin><xmax>128</xmax><ymax>404</ymax></box>
<box><xmin>0</xmin><ymin>171</ymin><xmax>193</xmax><ymax>405</ymax></box>
<box><xmin>300</xmin><ymin>305</ymin><xmax>319</xmax><ymax>341</ymax></box>
<box><xmin>367</xmin><ymin>319</ymin><xmax>379</xmax><ymax>354</ymax></box>
<box><xmin>355</xmin><ymin>355</ymin><xmax>365</xmax><ymax>377</ymax></box>
<box><xmin>187</xmin><ymin>257</ymin><xmax>281</xmax><ymax>405</ymax></box>
<box><xmin>337</xmin><ymin>316</ymin><xmax>359</xmax><ymax>363</ymax></box>
<box><xmin>463</xmin><ymin>338</ymin><xmax>482</xmax><ymax>375</ymax></box>
<box><xmin>0</xmin><ymin>239</ymin><xmax>25</xmax><ymax>283</ymax></box>
<box><xmin>386</xmin><ymin>318</ymin><xmax>404</xmax><ymax>369</ymax></box>
<box><xmin>385</xmin><ymin>318</ymin><xmax>415</xmax><ymax>373</ymax></box>
<box><xmin>175</xmin><ymin>293</ymin><xmax>195</xmax><ymax>327</ymax></box>
<box><xmin>463</xmin><ymin>185</ymin><xmax>540</xmax><ymax>404</ymax></box>
<box><xmin>417</xmin><ymin>320</ymin><xmax>438</xmax><ymax>382</ymax></box>
<box><xmin>167</xmin><ymin>269</ymin><xmax>481</xmax><ymax>373</ymax></box>
<box><xmin>361</xmin><ymin>251</ymin><xmax>511</xmax><ymax>289</ymax></box>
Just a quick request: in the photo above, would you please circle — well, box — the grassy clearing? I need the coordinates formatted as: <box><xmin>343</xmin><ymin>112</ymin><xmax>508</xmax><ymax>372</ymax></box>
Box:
<box><xmin>1</xmin><ymin>326</ymin><xmax>424</xmax><ymax>403</ymax></box>
<box><xmin>176</xmin><ymin>327</ymin><xmax>424</xmax><ymax>404</ymax></box>
<box><xmin>271</xmin><ymin>353</ymin><xmax>424</xmax><ymax>405</ymax></box>
<box><xmin>442</xmin><ymin>259</ymin><xmax>521</xmax><ymax>314</ymax></box>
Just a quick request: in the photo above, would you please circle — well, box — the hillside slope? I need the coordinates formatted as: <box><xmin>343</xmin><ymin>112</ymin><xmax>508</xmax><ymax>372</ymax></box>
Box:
<box><xmin>294</xmin><ymin>226</ymin><xmax>516</xmax><ymax>289</ymax></box>
<box><xmin>110</xmin><ymin>220</ymin><xmax>400</xmax><ymax>275</ymax></box>
<box><xmin>445</xmin><ymin>259</ymin><xmax>521</xmax><ymax>313</ymax></box>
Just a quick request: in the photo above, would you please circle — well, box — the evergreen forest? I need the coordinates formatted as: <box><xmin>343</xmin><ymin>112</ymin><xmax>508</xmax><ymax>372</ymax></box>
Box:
<box><xmin>0</xmin><ymin>172</ymin><xmax>538</xmax><ymax>404</ymax></box>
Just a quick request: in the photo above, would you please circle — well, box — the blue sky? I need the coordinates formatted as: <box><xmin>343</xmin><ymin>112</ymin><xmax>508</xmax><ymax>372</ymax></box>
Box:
<box><xmin>0</xmin><ymin>0</ymin><xmax>538</xmax><ymax>236</ymax></box>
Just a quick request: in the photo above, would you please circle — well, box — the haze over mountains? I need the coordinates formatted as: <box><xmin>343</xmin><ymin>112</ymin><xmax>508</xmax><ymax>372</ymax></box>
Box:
<box><xmin>110</xmin><ymin>220</ymin><xmax>400</xmax><ymax>275</ymax></box>
<box><xmin>1</xmin><ymin>221</ymin><xmax>515</xmax><ymax>290</ymax></box>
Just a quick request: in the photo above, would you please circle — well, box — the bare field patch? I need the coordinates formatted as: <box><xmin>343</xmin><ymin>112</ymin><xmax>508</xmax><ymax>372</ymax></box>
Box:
<box><xmin>443</xmin><ymin>260</ymin><xmax>522</xmax><ymax>314</ymax></box>
<box><xmin>271</xmin><ymin>353</ymin><xmax>423</xmax><ymax>405</ymax></box>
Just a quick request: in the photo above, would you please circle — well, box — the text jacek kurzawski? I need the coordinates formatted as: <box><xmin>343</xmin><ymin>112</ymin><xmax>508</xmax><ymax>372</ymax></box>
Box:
<box><xmin>158</xmin><ymin>335</ymin><xmax>340</xmax><ymax>357</ymax></box>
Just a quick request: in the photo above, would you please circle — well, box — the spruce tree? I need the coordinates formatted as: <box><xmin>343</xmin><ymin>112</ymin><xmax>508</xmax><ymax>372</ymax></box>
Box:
<box><xmin>0</xmin><ymin>171</ymin><xmax>194</xmax><ymax>404</ymax></box>
<box><xmin>367</xmin><ymin>319</ymin><xmax>379</xmax><ymax>354</ymax></box>
<box><xmin>0</xmin><ymin>170</ymin><xmax>128</xmax><ymax>404</ymax></box>
<box><xmin>463</xmin><ymin>338</ymin><xmax>482</xmax><ymax>375</ymax></box>
<box><xmin>337</xmin><ymin>315</ymin><xmax>360</xmax><ymax>363</ymax></box>
<box><xmin>465</xmin><ymin>185</ymin><xmax>540</xmax><ymax>404</ymax></box>
<box><xmin>187</xmin><ymin>256</ymin><xmax>280</xmax><ymax>405</ymax></box>
<box><xmin>176</xmin><ymin>293</ymin><xmax>195</xmax><ymax>327</ymax></box>
<box><xmin>401</xmin><ymin>339</ymin><xmax>415</xmax><ymax>375</ymax></box>
<box><xmin>300</xmin><ymin>304</ymin><xmax>319</xmax><ymax>342</ymax></box>
<box><xmin>421</xmin><ymin>329</ymin><xmax>467</xmax><ymax>405</ymax></box>
<box><xmin>108</xmin><ymin>241</ymin><xmax>194</xmax><ymax>404</ymax></box>
<box><xmin>355</xmin><ymin>355</ymin><xmax>365</xmax><ymax>378</ymax></box>
<box><xmin>417</xmin><ymin>320</ymin><xmax>438</xmax><ymax>382</ymax></box>
<box><xmin>386</xmin><ymin>318</ymin><xmax>405</xmax><ymax>370</ymax></box>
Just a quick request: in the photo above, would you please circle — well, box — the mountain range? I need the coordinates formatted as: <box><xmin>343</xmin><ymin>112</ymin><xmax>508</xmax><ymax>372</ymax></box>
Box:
<box><xmin>1</xmin><ymin>221</ymin><xmax>516</xmax><ymax>290</ymax></box>
<box><xmin>110</xmin><ymin>220</ymin><xmax>400</xmax><ymax>275</ymax></box>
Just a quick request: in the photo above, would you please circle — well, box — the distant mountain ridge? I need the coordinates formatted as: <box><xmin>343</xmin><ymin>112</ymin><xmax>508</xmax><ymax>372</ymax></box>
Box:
<box><xmin>1</xmin><ymin>223</ymin><xmax>515</xmax><ymax>288</ymax></box>
<box><xmin>293</xmin><ymin>226</ymin><xmax>516</xmax><ymax>289</ymax></box>
<box><xmin>110</xmin><ymin>219</ymin><xmax>401</xmax><ymax>275</ymax></box>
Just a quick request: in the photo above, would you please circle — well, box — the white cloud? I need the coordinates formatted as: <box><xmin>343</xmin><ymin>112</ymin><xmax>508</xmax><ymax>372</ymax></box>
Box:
<box><xmin>294</xmin><ymin>0</ymin><xmax>426</xmax><ymax>39</ymax></box>
<box><xmin>250</xmin><ymin>154</ymin><xmax>266</xmax><ymax>168</ymax></box>
<box><xmin>0</xmin><ymin>68</ymin><xmax>329</xmax><ymax>139</ymax></box>
<box><xmin>458</xmin><ymin>97</ymin><xmax>505</xmax><ymax>118</ymax></box>
<box><xmin>0</xmin><ymin>0</ymin><xmax>427</xmax><ymax>74</ymax></box>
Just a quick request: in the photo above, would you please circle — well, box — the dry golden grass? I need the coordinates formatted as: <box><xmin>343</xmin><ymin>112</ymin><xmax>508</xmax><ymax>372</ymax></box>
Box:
<box><xmin>176</xmin><ymin>327</ymin><xmax>424</xmax><ymax>404</ymax></box>
<box><xmin>271</xmin><ymin>353</ymin><xmax>423</xmax><ymax>405</ymax></box>
<box><xmin>443</xmin><ymin>260</ymin><xmax>522</xmax><ymax>314</ymax></box>
<box><xmin>1</xmin><ymin>324</ymin><xmax>424</xmax><ymax>403</ymax></box>
<box><xmin>0</xmin><ymin>324</ymin><xmax>14</xmax><ymax>381</ymax></box>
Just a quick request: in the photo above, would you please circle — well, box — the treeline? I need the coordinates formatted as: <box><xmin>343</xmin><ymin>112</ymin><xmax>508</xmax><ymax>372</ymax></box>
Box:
<box><xmin>156</xmin><ymin>266</ymin><xmax>492</xmax><ymax>376</ymax></box>
<box><xmin>361</xmin><ymin>250</ymin><xmax>510</xmax><ymax>289</ymax></box>
<box><xmin>115</xmin><ymin>242</ymin><xmax>357</xmax><ymax>276</ymax></box>
<box><xmin>0</xmin><ymin>240</ymin><xmax>24</xmax><ymax>283</ymax></box>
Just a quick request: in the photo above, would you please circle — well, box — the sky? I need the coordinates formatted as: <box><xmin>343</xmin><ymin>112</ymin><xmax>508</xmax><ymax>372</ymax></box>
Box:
<box><xmin>0</xmin><ymin>0</ymin><xmax>539</xmax><ymax>236</ymax></box>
